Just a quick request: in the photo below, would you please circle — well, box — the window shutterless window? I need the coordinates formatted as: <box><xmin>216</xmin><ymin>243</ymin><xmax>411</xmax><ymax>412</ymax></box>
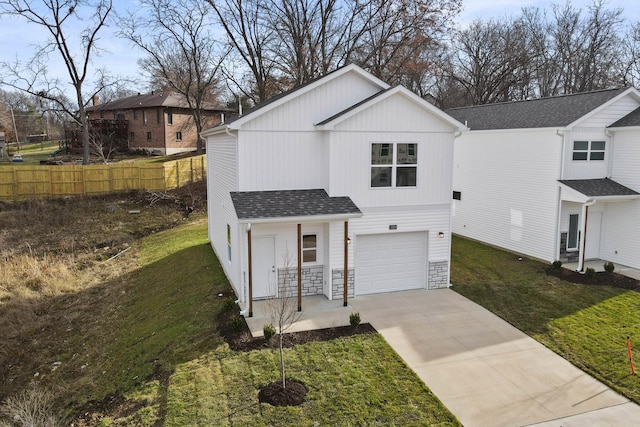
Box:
<box><xmin>147</xmin><ymin>132</ymin><xmax>152</xmax><ymax>140</ymax></box>
<box><xmin>167</xmin><ymin>110</ymin><xmax>173</xmax><ymax>125</ymax></box>
<box><xmin>143</xmin><ymin>110</ymin><xmax>147</xmax><ymax>124</ymax></box>
<box><xmin>573</xmin><ymin>140</ymin><xmax>605</xmax><ymax>161</ymax></box>
<box><xmin>567</xmin><ymin>214</ymin><xmax>579</xmax><ymax>250</ymax></box>
<box><xmin>129</xmin><ymin>132</ymin><xmax>134</xmax><ymax>140</ymax></box>
<box><xmin>371</xmin><ymin>143</ymin><xmax>417</xmax><ymax>188</ymax></box>
<box><xmin>176</xmin><ymin>131</ymin><xmax>182</xmax><ymax>141</ymax></box>
<box><xmin>302</xmin><ymin>234</ymin><xmax>317</xmax><ymax>263</ymax></box>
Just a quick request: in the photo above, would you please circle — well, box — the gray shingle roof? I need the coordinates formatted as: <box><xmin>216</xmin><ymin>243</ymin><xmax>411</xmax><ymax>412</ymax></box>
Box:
<box><xmin>559</xmin><ymin>178</ymin><xmax>639</xmax><ymax>197</ymax></box>
<box><xmin>87</xmin><ymin>92</ymin><xmax>224</xmax><ymax>112</ymax></box>
<box><xmin>230</xmin><ymin>189</ymin><xmax>362</xmax><ymax>221</ymax></box>
<box><xmin>609</xmin><ymin>107</ymin><xmax>640</xmax><ymax>127</ymax></box>
<box><xmin>315</xmin><ymin>88</ymin><xmax>391</xmax><ymax>125</ymax></box>
<box><xmin>446</xmin><ymin>88</ymin><xmax>629</xmax><ymax>130</ymax></box>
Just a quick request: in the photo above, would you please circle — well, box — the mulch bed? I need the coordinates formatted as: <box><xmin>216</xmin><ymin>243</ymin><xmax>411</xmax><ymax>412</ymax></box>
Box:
<box><xmin>258</xmin><ymin>379</ymin><xmax>308</xmax><ymax>406</ymax></box>
<box><xmin>546</xmin><ymin>267</ymin><xmax>640</xmax><ymax>292</ymax></box>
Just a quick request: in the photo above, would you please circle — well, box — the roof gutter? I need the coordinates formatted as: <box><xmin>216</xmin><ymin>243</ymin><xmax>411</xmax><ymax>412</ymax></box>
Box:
<box><xmin>236</xmin><ymin>212</ymin><xmax>363</xmax><ymax>225</ymax></box>
<box><xmin>554</xmin><ymin>129</ymin><xmax>566</xmax><ymax>264</ymax></box>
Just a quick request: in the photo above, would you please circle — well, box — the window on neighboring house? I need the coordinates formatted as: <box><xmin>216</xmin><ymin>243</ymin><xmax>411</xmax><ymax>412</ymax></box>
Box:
<box><xmin>176</xmin><ymin>131</ymin><xmax>182</xmax><ymax>141</ymax></box>
<box><xmin>143</xmin><ymin>110</ymin><xmax>148</xmax><ymax>125</ymax></box>
<box><xmin>302</xmin><ymin>234</ymin><xmax>317</xmax><ymax>263</ymax></box>
<box><xmin>99</xmin><ymin>111</ymin><xmax>104</xmax><ymax>118</ymax></box>
<box><xmin>167</xmin><ymin>110</ymin><xmax>173</xmax><ymax>125</ymax></box>
<box><xmin>129</xmin><ymin>132</ymin><xmax>135</xmax><ymax>140</ymax></box>
<box><xmin>371</xmin><ymin>143</ymin><xmax>417</xmax><ymax>187</ymax></box>
<box><xmin>573</xmin><ymin>140</ymin><xmax>605</xmax><ymax>161</ymax></box>
<box><xmin>147</xmin><ymin>132</ymin><xmax>152</xmax><ymax>141</ymax></box>
<box><xmin>227</xmin><ymin>224</ymin><xmax>232</xmax><ymax>263</ymax></box>
<box><xmin>157</xmin><ymin>108</ymin><xmax>161</xmax><ymax>124</ymax></box>
<box><xmin>453</xmin><ymin>191</ymin><xmax>461</xmax><ymax>200</ymax></box>
<box><xmin>567</xmin><ymin>214</ymin><xmax>579</xmax><ymax>250</ymax></box>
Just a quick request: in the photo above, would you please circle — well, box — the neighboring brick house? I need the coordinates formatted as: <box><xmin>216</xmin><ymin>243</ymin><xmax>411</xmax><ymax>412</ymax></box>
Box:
<box><xmin>86</xmin><ymin>92</ymin><xmax>226</xmax><ymax>155</ymax></box>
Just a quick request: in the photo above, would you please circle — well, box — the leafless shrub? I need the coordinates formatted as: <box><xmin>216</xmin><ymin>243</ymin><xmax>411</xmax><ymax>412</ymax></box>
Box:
<box><xmin>0</xmin><ymin>384</ymin><xmax>63</xmax><ymax>427</ymax></box>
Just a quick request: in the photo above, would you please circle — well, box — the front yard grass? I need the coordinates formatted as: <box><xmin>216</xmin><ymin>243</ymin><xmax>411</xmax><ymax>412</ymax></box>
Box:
<box><xmin>450</xmin><ymin>235</ymin><xmax>640</xmax><ymax>404</ymax></box>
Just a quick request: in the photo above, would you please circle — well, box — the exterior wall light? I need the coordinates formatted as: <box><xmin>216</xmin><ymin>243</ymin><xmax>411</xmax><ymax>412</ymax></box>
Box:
<box><xmin>438</xmin><ymin>232</ymin><xmax>445</xmax><ymax>238</ymax></box>
<box><xmin>346</xmin><ymin>237</ymin><xmax>352</xmax><ymax>245</ymax></box>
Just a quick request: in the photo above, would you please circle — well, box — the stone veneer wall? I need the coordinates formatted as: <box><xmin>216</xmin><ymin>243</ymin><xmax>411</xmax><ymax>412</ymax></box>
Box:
<box><xmin>332</xmin><ymin>268</ymin><xmax>355</xmax><ymax>299</ymax></box>
<box><xmin>559</xmin><ymin>232</ymin><xmax>579</xmax><ymax>262</ymax></box>
<box><xmin>428</xmin><ymin>260</ymin><xmax>449</xmax><ymax>289</ymax></box>
<box><xmin>277</xmin><ymin>265</ymin><xmax>324</xmax><ymax>297</ymax></box>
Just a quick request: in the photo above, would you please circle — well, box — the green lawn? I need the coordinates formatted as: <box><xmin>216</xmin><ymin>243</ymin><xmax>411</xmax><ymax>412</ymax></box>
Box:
<box><xmin>59</xmin><ymin>220</ymin><xmax>458</xmax><ymax>426</ymax></box>
<box><xmin>450</xmin><ymin>235</ymin><xmax>640</xmax><ymax>404</ymax></box>
<box><xmin>0</xmin><ymin>141</ymin><xmax>60</xmax><ymax>165</ymax></box>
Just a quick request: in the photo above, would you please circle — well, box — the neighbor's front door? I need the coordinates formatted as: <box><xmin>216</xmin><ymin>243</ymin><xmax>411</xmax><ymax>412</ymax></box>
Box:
<box><xmin>252</xmin><ymin>236</ymin><xmax>276</xmax><ymax>299</ymax></box>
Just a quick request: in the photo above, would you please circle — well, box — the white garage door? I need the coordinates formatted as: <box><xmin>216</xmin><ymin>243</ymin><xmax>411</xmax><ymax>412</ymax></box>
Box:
<box><xmin>356</xmin><ymin>232</ymin><xmax>428</xmax><ymax>295</ymax></box>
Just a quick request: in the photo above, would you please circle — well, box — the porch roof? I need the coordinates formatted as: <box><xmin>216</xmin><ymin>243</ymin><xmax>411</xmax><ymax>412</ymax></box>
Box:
<box><xmin>230</xmin><ymin>189</ymin><xmax>362</xmax><ymax>223</ymax></box>
<box><xmin>559</xmin><ymin>178</ymin><xmax>640</xmax><ymax>202</ymax></box>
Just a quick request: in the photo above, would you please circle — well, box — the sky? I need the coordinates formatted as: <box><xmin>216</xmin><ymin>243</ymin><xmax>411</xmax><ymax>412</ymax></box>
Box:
<box><xmin>0</xmin><ymin>0</ymin><xmax>636</xmax><ymax>101</ymax></box>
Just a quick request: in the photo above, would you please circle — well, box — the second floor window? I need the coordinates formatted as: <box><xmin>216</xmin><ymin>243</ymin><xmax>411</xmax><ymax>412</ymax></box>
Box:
<box><xmin>143</xmin><ymin>110</ymin><xmax>148</xmax><ymax>125</ymax></box>
<box><xmin>371</xmin><ymin>143</ymin><xmax>417</xmax><ymax>188</ymax></box>
<box><xmin>167</xmin><ymin>110</ymin><xmax>173</xmax><ymax>125</ymax></box>
<box><xmin>573</xmin><ymin>140</ymin><xmax>605</xmax><ymax>161</ymax></box>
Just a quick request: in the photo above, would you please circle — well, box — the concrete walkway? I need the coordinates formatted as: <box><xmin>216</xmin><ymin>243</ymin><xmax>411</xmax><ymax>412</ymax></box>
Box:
<box><xmin>348</xmin><ymin>289</ymin><xmax>640</xmax><ymax>427</ymax></box>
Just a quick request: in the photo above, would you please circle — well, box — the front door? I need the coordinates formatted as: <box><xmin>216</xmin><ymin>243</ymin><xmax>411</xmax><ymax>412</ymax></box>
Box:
<box><xmin>585</xmin><ymin>211</ymin><xmax>602</xmax><ymax>260</ymax></box>
<box><xmin>252</xmin><ymin>236</ymin><xmax>276</xmax><ymax>299</ymax></box>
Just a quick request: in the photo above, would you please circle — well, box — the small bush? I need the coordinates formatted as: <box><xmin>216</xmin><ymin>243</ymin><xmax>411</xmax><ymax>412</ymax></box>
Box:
<box><xmin>603</xmin><ymin>262</ymin><xmax>615</xmax><ymax>273</ymax></box>
<box><xmin>585</xmin><ymin>267</ymin><xmax>596</xmax><ymax>278</ymax></box>
<box><xmin>263</xmin><ymin>323</ymin><xmax>276</xmax><ymax>341</ymax></box>
<box><xmin>229</xmin><ymin>315</ymin><xmax>246</xmax><ymax>332</ymax></box>
<box><xmin>349</xmin><ymin>312</ymin><xmax>361</xmax><ymax>327</ymax></box>
<box><xmin>551</xmin><ymin>260</ymin><xmax>563</xmax><ymax>270</ymax></box>
<box><xmin>222</xmin><ymin>297</ymin><xmax>238</xmax><ymax>312</ymax></box>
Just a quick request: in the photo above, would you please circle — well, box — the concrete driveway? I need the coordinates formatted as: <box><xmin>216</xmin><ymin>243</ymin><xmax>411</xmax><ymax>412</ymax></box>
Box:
<box><xmin>349</xmin><ymin>289</ymin><xmax>640</xmax><ymax>427</ymax></box>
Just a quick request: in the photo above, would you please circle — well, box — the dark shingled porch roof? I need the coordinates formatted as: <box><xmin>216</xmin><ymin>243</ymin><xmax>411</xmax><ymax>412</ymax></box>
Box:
<box><xmin>558</xmin><ymin>178</ymin><xmax>639</xmax><ymax>197</ymax></box>
<box><xmin>230</xmin><ymin>189</ymin><xmax>361</xmax><ymax>221</ymax></box>
<box><xmin>609</xmin><ymin>107</ymin><xmax>640</xmax><ymax>127</ymax></box>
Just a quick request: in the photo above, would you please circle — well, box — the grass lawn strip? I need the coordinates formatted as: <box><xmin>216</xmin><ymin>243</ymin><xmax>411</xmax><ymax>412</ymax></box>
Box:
<box><xmin>451</xmin><ymin>235</ymin><xmax>640</xmax><ymax>404</ymax></box>
<box><xmin>165</xmin><ymin>336</ymin><xmax>461</xmax><ymax>426</ymax></box>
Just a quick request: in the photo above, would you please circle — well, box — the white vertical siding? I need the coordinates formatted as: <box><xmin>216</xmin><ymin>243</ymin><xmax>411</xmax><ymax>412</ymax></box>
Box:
<box><xmin>452</xmin><ymin>129</ymin><xmax>562</xmax><ymax>262</ymax></box>
<box><xmin>243</xmin><ymin>72</ymin><xmax>382</xmax><ymax>131</ymax></box>
<box><xmin>578</xmin><ymin>95</ymin><xmax>640</xmax><ymax>128</ymax></box>
<box><xmin>611</xmin><ymin>129</ymin><xmax>640</xmax><ymax>189</ymax></box>
<box><xmin>237</xmin><ymin>130</ymin><xmax>328</xmax><ymax>191</ymax></box>
<box><xmin>562</xmin><ymin>129</ymin><xmax>609</xmax><ymax>179</ymax></box>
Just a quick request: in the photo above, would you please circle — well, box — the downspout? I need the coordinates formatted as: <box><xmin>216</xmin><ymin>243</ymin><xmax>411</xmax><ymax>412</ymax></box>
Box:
<box><xmin>554</xmin><ymin>129</ymin><xmax>566</xmax><ymax>261</ymax></box>
<box><xmin>239</xmin><ymin>222</ymin><xmax>252</xmax><ymax>316</ymax></box>
<box><xmin>577</xmin><ymin>199</ymin><xmax>596</xmax><ymax>272</ymax></box>
<box><xmin>605</xmin><ymin>128</ymin><xmax>614</xmax><ymax>178</ymax></box>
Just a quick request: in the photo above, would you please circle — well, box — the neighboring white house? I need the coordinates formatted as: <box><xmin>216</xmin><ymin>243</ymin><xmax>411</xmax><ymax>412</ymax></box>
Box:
<box><xmin>447</xmin><ymin>87</ymin><xmax>640</xmax><ymax>272</ymax></box>
<box><xmin>202</xmin><ymin>64</ymin><xmax>466</xmax><ymax>316</ymax></box>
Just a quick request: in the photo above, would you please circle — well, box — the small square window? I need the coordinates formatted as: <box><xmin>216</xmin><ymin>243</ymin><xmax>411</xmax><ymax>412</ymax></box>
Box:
<box><xmin>302</xmin><ymin>234</ymin><xmax>317</xmax><ymax>263</ymax></box>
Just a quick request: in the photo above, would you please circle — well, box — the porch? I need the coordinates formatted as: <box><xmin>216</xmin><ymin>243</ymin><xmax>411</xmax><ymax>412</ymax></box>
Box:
<box><xmin>563</xmin><ymin>259</ymin><xmax>640</xmax><ymax>280</ymax></box>
<box><xmin>244</xmin><ymin>295</ymin><xmax>355</xmax><ymax>337</ymax></box>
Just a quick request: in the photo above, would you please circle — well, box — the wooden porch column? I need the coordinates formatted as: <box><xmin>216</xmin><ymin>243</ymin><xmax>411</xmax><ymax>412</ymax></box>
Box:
<box><xmin>297</xmin><ymin>223</ymin><xmax>302</xmax><ymax>312</ymax></box>
<box><xmin>247</xmin><ymin>227</ymin><xmax>253</xmax><ymax>317</ymax></box>
<box><xmin>344</xmin><ymin>220</ymin><xmax>349</xmax><ymax>307</ymax></box>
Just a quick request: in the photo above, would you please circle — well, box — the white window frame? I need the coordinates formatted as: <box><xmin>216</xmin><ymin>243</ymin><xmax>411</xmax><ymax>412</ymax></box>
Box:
<box><xmin>370</xmin><ymin>142</ymin><xmax>418</xmax><ymax>188</ymax></box>
<box><xmin>572</xmin><ymin>140</ymin><xmax>605</xmax><ymax>161</ymax></box>
<box><xmin>567</xmin><ymin>214</ymin><xmax>579</xmax><ymax>251</ymax></box>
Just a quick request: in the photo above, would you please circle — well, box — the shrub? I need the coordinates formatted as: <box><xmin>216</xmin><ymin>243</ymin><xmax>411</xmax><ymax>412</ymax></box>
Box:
<box><xmin>603</xmin><ymin>262</ymin><xmax>615</xmax><ymax>273</ymax></box>
<box><xmin>229</xmin><ymin>315</ymin><xmax>245</xmax><ymax>332</ymax></box>
<box><xmin>263</xmin><ymin>323</ymin><xmax>276</xmax><ymax>341</ymax></box>
<box><xmin>349</xmin><ymin>312</ymin><xmax>361</xmax><ymax>327</ymax></box>
<box><xmin>551</xmin><ymin>260</ymin><xmax>563</xmax><ymax>270</ymax></box>
<box><xmin>585</xmin><ymin>267</ymin><xmax>596</xmax><ymax>278</ymax></box>
<box><xmin>222</xmin><ymin>297</ymin><xmax>238</xmax><ymax>312</ymax></box>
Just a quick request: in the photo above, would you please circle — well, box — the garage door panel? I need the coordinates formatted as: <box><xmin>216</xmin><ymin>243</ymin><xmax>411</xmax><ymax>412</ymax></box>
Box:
<box><xmin>356</xmin><ymin>232</ymin><xmax>428</xmax><ymax>295</ymax></box>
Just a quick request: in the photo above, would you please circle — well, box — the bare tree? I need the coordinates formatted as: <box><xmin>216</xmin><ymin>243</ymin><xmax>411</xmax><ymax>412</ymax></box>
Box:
<box><xmin>0</xmin><ymin>0</ymin><xmax>114</xmax><ymax>164</ymax></box>
<box><xmin>266</xmin><ymin>250</ymin><xmax>301</xmax><ymax>389</ymax></box>
<box><xmin>120</xmin><ymin>0</ymin><xmax>227</xmax><ymax>154</ymax></box>
<box><xmin>618</xmin><ymin>22</ymin><xmax>640</xmax><ymax>87</ymax></box>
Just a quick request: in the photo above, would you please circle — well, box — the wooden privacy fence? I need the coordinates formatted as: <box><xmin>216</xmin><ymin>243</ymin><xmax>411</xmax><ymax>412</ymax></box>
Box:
<box><xmin>0</xmin><ymin>155</ymin><xmax>206</xmax><ymax>200</ymax></box>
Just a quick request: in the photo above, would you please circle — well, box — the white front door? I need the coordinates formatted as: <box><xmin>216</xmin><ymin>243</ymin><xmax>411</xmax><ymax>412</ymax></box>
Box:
<box><xmin>585</xmin><ymin>211</ymin><xmax>602</xmax><ymax>260</ymax></box>
<box><xmin>252</xmin><ymin>236</ymin><xmax>276</xmax><ymax>299</ymax></box>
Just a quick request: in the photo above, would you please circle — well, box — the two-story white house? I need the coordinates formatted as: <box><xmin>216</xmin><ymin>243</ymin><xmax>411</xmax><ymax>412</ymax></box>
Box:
<box><xmin>202</xmin><ymin>64</ymin><xmax>466</xmax><ymax>316</ymax></box>
<box><xmin>447</xmin><ymin>88</ymin><xmax>640</xmax><ymax>272</ymax></box>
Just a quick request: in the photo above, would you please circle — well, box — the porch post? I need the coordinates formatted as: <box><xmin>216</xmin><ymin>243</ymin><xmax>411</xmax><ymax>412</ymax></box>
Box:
<box><xmin>247</xmin><ymin>227</ymin><xmax>253</xmax><ymax>317</ymax></box>
<box><xmin>297</xmin><ymin>223</ymin><xmax>302</xmax><ymax>312</ymax></box>
<box><xmin>580</xmin><ymin>205</ymin><xmax>590</xmax><ymax>272</ymax></box>
<box><xmin>344</xmin><ymin>220</ymin><xmax>349</xmax><ymax>307</ymax></box>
